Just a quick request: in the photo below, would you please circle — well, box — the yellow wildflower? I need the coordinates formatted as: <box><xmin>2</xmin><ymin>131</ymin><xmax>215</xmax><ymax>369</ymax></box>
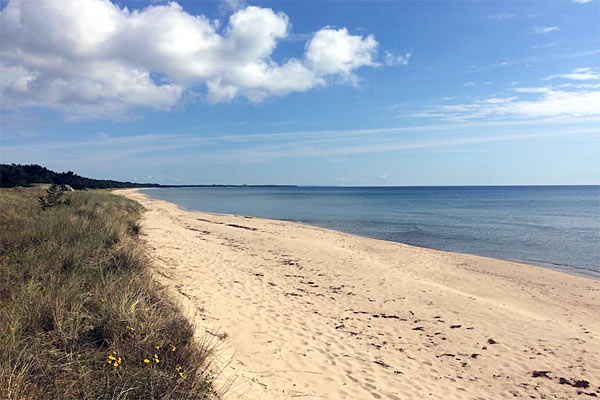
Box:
<box><xmin>169</xmin><ymin>343</ymin><xmax>176</xmax><ymax>352</ymax></box>
<box><xmin>143</xmin><ymin>359</ymin><xmax>150</xmax><ymax>364</ymax></box>
<box><xmin>107</xmin><ymin>351</ymin><xmax>122</xmax><ymax>368</ymax></box>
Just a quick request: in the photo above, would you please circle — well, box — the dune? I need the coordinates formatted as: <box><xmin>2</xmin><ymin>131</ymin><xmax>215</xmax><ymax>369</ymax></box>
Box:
<box><xmin>115</xmin><ymin>188</ymin><xmax>600</xmax><ymax>399</ymax></box>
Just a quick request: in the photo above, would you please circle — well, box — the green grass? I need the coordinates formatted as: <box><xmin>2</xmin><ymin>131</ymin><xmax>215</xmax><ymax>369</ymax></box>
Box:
<box><xmin>0</xmin><ymin>188</ymin><xmax>216</xmax><ymax>399</ymax></box>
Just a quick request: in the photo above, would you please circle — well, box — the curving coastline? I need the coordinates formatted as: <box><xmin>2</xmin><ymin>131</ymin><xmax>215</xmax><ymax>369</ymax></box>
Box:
<box><xmin>116</xmin><ymin>188</ymin><xmax>600</xmax><ymax>400</ymax></box>
<box><xmin>138</xmin><ymin>185</ymin><xmax>600</xmax><ymax>277</ymax></box>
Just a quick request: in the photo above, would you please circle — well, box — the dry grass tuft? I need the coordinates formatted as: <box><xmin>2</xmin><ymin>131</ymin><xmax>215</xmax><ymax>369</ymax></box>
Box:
<box><xmin>0</xmin><ymin>188</ymin><xmax>218</xmax><ymax>399</ymax></box>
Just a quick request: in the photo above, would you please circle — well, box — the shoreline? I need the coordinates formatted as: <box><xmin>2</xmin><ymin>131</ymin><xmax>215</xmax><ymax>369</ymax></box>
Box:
<box><xmin>137</xmin><ymin>187</ymin><xmax>599</xmax><ymax>280</ymax></box>
<box><xmin>116</xmin><ymin>188</ymin><xmax>600</xmax><ymax>399</ymax></box>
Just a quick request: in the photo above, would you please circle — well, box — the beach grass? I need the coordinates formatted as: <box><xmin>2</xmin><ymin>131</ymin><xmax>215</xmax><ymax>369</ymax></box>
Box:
<box><xmin>0</xmin><ymin>188</ymin><xmax>216</xmax><ymax>399</ymax></box>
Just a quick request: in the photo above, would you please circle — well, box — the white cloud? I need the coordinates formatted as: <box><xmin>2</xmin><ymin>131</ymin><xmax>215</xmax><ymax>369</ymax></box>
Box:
<box><xmin>0</xmin><ymin>0</ymin><xmax>380</xmax><ymax>118</ymax></box>
<box><xmin>533</xmin><ymin>26</ymin><xmax>560</xmax><ymax>34</ymax></box>
<box><xmin>544</xmin><ymin>67</ymin><xmax>600</xmax><ymax>81</ymax></box>
<box><xmin>463</xmin><ymin>81</ymin><xmax>476</xmax><ymax>87</ymax></box>
<box><xmin>532</xmin><ymin>41</ymin><xmax>561</xmax><ymax>49</ymax></box>
<box><xmin>306</xmin><ymin>27</ymin><xmax>378</xmax><ymax>77</ymax></box>
<box><xmin>512</xmin><ymin>87</ymin><xmax>552</xmax><ymax>94</ymax></box>
<box><xmin>558</xmin><ymin>82</ymin><xmax>600</xmax><ymax>89</ymax></box>
<box><xmin>572</xmin><ymin>0</ymin><xmax>593</xmax><ymax>3</ymax></box>
<box><xmin>488</xmin><ymin>12</ymin><xmax>515</xmax><ymax>21</ymax></box>
<box><xmin>9</xmin><ymin>119</ymin><xmax>598</xmax><ymax>165</ymax></box>
<box><xmin>417</xmin><ymin>86</ymin><xmax>600</xmax><ymax>120</ymax></box>
<box><xmin>221</xmin><ymin>0</ymin><xmax>247</xmax><ymax>12</ymax></box>
<box><xmin>384</xmin><ymin>51</ymin><xmax>411</xmax><ymax>66</ymax></box>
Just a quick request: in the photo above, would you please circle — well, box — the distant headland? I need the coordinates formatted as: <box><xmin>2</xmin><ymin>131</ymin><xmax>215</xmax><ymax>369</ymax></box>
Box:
<box><xmin>0</xmin><ymin>164</ymin><xmax>297</xmax><ymax>190</ymax></box>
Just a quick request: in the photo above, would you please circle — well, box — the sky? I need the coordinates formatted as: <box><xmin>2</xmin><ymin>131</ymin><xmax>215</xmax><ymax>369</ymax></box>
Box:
<box><xmin>1</xmin><ymin>0</ymin><xmax>599</xmax><ymax>185</ymax></box>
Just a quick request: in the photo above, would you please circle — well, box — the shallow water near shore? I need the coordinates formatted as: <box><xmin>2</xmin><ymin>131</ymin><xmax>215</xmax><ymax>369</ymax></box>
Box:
<box><xmin>141</xmin><ymin>185</ymin><xmax>599</xmax><ymax>275</ymax></box>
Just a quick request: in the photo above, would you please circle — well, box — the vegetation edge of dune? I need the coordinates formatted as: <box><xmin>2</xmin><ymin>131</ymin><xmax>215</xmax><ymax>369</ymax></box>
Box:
<box><xmin>0</xmin><ymin>188</ymin><xmax>217</xmax><ymax>399</ymax></box>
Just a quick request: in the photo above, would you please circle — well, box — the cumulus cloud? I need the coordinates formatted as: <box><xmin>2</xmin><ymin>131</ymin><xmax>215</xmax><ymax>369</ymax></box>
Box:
<box><xmin>306</xmin><ymin>28</ymin><xmax>378</xmax><ymax>76</ymax></box>
<box><xmin>532</xmin><ymin>26</ymin><xmax>560</xmax><ymax>34</ymax></box>
<box><xmin>0</xmin><ymin>0</ymin><xmax>380</xmax><ymax>117</ymax></box>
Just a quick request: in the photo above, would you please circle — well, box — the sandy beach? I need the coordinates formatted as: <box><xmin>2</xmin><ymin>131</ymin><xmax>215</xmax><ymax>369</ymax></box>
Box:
<box><xmin>116</xmin><ymin>189</ymin><xmax>600</xmax><ymax>399</ymax></box>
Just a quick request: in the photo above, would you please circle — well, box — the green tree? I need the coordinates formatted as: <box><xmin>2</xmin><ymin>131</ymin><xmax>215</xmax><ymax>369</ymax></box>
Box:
<box><xmin>38</xmin><ymin>184</ymin><xmax>70</xmax><ymax>210</ymax></box>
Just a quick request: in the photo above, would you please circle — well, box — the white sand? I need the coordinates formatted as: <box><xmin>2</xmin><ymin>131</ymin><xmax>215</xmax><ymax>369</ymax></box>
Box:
<box><xmin>116</xmin><ymin>189</ymin><xmax>600</xmax><ymax>399</ymax></box>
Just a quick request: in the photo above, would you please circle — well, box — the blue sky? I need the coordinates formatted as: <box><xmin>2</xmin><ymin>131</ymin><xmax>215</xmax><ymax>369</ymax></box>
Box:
<box><xmin>1</xmin><ymin>0</ymin><xmax>599</xmax><ymax>185</ymax></box>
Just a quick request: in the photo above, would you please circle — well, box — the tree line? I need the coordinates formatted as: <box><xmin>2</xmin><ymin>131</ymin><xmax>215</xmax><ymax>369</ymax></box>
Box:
<box><xmin>0</xmin><ymin>164</ymin><xmax>160</xmax><ymax>189</ymax></box>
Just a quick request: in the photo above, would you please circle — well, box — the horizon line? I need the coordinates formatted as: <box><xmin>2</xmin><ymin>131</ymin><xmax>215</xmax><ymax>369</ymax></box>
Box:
<box><xmin>139</xmin><ymin>184</ymin><xmax>600</xmax><ymax>188</ymax></box>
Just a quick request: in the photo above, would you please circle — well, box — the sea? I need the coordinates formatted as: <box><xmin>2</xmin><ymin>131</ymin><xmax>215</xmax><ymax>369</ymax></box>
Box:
<box><xmin>141</xmin><ymin>186</ymin><xmax>600</xmax><ymax>277</ymax></box>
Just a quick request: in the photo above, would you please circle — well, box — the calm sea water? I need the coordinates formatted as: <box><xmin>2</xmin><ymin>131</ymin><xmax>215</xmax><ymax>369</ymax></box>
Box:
<box><xmin>141</xmin><ymin>186</ymin><xmax>600</xmax><ymax>276</ymax></box>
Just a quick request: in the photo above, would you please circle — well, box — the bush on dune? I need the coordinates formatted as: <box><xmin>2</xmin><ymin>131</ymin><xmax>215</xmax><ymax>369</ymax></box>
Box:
<box><xmin>0</xmin><ymin>188</ymin><xmax>217</xmax><ymax>399</ymax></box>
